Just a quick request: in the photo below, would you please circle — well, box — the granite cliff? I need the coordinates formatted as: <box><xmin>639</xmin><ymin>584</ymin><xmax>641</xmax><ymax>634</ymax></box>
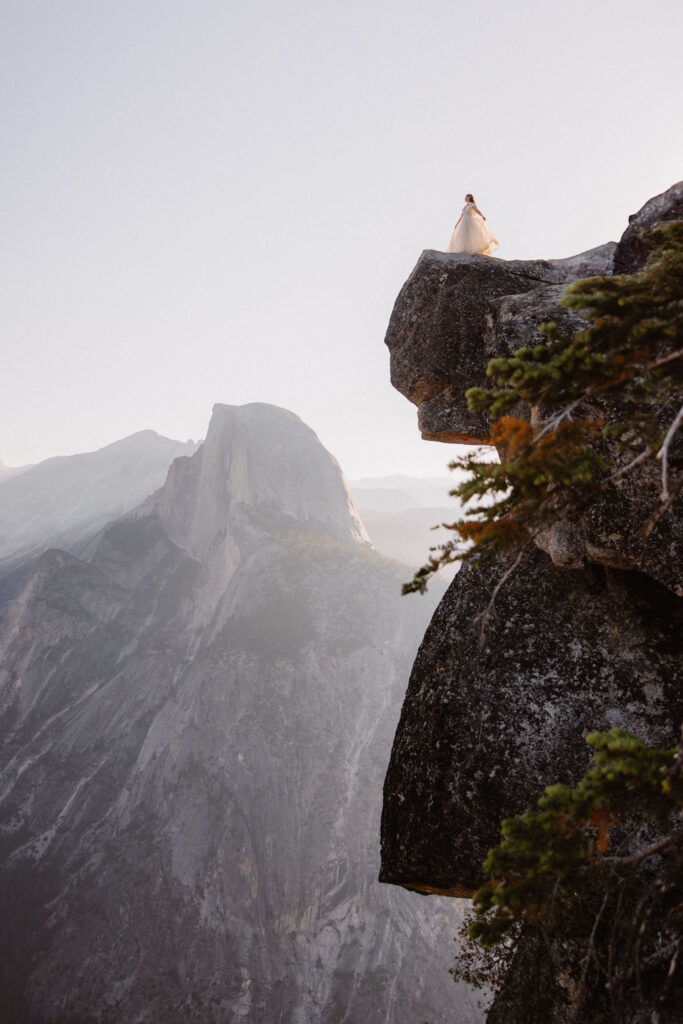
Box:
<box><xmin>380</xmin><ymin>184</ymin><xmax>682</xmax><ymax>1019</ymax></box>
<box><xmin>0</xmin><ymin>403</ymin><xmax>480</xmax><ymax>1024</ymax></box>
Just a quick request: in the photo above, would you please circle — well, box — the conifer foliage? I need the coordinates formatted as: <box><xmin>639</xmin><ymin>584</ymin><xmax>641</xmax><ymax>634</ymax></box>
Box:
<box><xmin>404</xmin><ymin>222</ymin><xmax>683</xmax><ymax>594</ymax></box>
<box><xmin>453</xmin><ymin>730</ymin><xmax>682</xmax><ymax>1023</ymax></box>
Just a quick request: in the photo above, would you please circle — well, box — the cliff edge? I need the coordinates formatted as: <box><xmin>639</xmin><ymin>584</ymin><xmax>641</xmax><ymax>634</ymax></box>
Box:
<box><xmin>379</xmin><ymin>184</ymin><xmax>683</xmax><ymax>1018</ymax></box>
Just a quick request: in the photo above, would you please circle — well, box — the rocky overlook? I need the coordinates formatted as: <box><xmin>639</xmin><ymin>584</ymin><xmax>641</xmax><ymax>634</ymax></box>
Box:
<box><xmin>385</xmin><ymin>244</ymin><xmax>615</xmax><ymax>445</ymax></box>
<box><xmin>384</xmin><ymin>186</ymin><xmax>683</xmax><ymax>596</ymax></box>
<box><xmin>386</xmin><ymin>183</ymin><xmax>683</xmax><ymax>448</ymax></box>
<box><xmin>380</xmin><ymin>185</ymin><xmax>682</xmax><ymax>1017</ymax></box>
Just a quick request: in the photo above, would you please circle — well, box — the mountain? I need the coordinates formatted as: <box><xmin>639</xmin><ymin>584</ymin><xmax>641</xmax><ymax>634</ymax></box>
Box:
<box><xmin>348</xmin><ymin>476</ymin><xmax>464</xmax><ymax>570</ymax></box>
<box><xmin>0</xmin><ymin>403</ymin><xmax>479</xmax><ymax>1024</ymax></box>
<box><xmin>349</xmin><ymin>475</ymin><xmax>460</xmax><ymax>510</ymax></box>
<box><xmin>0</xmin><ymin>431</ymin><xmax>199</xmax><ymax>607</ymax></box>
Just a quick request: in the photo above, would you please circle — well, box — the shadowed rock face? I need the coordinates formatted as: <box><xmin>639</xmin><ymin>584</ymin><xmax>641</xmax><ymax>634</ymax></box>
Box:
<box><xmin>380</xmin><ymin>548</ymin><xmax>682</xmax><ymax>895</ymax></box>
<box><xmin>613</xmin><ymin>180</ymin><xmax>683</xmax><ymax>273</ymax></box>
<box><xmin>0</xmin><ymin>404</ymin><xmax>480</xmax><ymax>1024</ymax></box>
<box><xmin>380</xmin><ymin>184</ymin><xmax>682</xmax><ymax>979</ymax></box>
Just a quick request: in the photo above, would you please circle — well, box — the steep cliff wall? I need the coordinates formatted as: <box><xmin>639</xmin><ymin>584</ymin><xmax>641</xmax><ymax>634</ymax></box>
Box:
<box><xmin>381</xmin><ymin>548</ymin><xmax>680</xmax><ymax>896</ymax></box>
<box><xmin>380</xmin><ymin>185</ymin><xmax>682</xmax><ymax>1017</ymax></box>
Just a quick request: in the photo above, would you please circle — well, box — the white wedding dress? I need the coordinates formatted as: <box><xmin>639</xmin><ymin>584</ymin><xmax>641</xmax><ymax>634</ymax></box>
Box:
<box><xmin>446</xmin><ymin>202</ymin><xmax>499</xmax><ymax>256</ymax></box>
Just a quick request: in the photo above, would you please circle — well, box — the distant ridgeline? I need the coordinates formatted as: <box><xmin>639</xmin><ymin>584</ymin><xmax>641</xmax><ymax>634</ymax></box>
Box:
<box><xmin>380</xmin><ymin>182</ymin><xmax>683</xmax><ymax>1023</ymax></box>
<box><xmin>0</xmin><ymin>431</ymin><xmax>199</xmax><ymax>611</ymax></box>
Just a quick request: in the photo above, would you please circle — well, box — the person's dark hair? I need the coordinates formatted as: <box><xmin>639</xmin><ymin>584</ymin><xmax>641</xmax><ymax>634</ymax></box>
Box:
<box><xmin>465</xmin><ymin>193</ymin><xmax>475</xmax><ymax>203</ymax></box>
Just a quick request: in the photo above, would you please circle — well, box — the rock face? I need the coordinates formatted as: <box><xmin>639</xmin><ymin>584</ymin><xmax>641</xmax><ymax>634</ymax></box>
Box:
<box><xmin>380</xmin><ymin>548</ymin><xmax>682</xmax><ymax>895</ymax></box>
<box><xmin>379</xmin><ymin>185</ymin><xmax>682</xmax><ymax>1019</ymax></box>
<box><xmin>384</xmin><ymin>245</ymin><xmax>615</xmax><ymax>444</ymax></box>
<box><xmin>613</xmin><ymin>180</ymin><xmax>683</xmax><ymax>273</ymax></box>
<box><xmin>0</xmin><ymin>403</ymin><xmax>479</xmax><ymax>1024</ymax></box>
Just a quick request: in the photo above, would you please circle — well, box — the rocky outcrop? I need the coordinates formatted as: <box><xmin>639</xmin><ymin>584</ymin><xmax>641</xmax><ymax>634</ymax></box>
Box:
<box><xmin>384</xmin><ymin>184</ymin><xmax>683</xmax><ymax>594</ymax></box>
<box><xmin>380</xmin><ymin>185</ymin><xmax>683</xmax><ymax>1020</ymax></box>
<box><xmin>613</xmin><ymin>180</ymin><xmax>683</xmax><ymax>273</ymax></box>
<box><xmin>0</xmin><ymin>403</ymin><xmax>479</xmax><ymax>1024</ymax></box>
<box><xmin>385</xmin><ymin>245</ymin><xmax>615</xmax><ymax>444</ymax></box>
<box><xmin>386</xmin><ymin>185</ymin><xmax>681</xmax><ymax>450</ymax></box>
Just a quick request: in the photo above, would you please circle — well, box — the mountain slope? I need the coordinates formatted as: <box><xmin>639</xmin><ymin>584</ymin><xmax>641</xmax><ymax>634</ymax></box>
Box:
<box><xmin>0</xmin><ymin>459</ymin><xmax>32</xmax><ymax>483</ymax></box>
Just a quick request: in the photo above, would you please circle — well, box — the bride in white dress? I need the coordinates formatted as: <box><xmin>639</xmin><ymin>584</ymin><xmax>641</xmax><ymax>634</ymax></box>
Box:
<box><xmin>446</xmin><ymin>193</ymin><xmax>499</xmax><ymax>256</ymax></box>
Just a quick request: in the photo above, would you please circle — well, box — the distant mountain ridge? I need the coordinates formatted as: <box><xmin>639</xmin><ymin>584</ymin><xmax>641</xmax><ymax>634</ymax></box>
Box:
<box><xmin>0</xmin><ymin>460</ymin><xmax>32</xmax><ymax>482</ymax></box>
<box><xmin>0</xmin><ymin>430</ymin><xmax>199</xmax><ymax>607</ymax></box>
<box><xmin>349</xmin><ymin>474</ymin><xmax>460</xmax><ymax>507</ymax></box>
<box><xmin>348</xmin><ymin>475</ymin><xmax>464</xmax><ymax>569</ymax></box>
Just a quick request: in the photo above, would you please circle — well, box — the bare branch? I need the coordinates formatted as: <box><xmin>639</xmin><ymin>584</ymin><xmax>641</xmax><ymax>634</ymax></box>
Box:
<box><xmin>656</xmin><ymin>402</ymin><xmax>683</xmax><ymax>502</ymax></box>
<box><xmin>476</xmin><ymin>546</ymin><xmax>528</xmax><ymax>644</ymax></box>
<box><xmin>604</xmin><ymin>445</ymin><xmax>655</xmax><ymax>484</ymax></box>
<box><xmin>642</xmin><ymin>346</ymin><xmax>683</xmax><ymax>373</ymax></box>
<box><xmin>580</xmin><ymin>889</ymin><xmax>611</xmax><ymax>993</ymax></box>
<box><xmin>643</xmin><ymin>476</ymin><xmax>682</xmax><ymax>538</ymax></box>
<box><xmin>658</xmin><ymin>940</ymin><xmax>681</xmax><ymax>1011</ymax></box>
<box><xmin>533</xmin><ymin>400</ymin><xmax>581</xmax><ymax>443</ymax></box>
<box><xmin>604</xmin><ymin>830</ymin><xmax>682</xmax><ymax>867</ymax></box>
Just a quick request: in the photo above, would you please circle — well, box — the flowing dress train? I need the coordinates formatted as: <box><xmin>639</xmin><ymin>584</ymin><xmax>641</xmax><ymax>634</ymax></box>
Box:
<box><xmin>446</xmin><ymin>202</ymin><xmax>498</xmax><ymax>256</ymax></box>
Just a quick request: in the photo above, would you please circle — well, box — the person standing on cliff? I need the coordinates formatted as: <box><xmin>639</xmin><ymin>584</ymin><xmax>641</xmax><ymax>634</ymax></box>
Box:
<box><xmin>446</xmin><ymin>193</ymin><xmax>499</xmax><ymax>255</ymax></box>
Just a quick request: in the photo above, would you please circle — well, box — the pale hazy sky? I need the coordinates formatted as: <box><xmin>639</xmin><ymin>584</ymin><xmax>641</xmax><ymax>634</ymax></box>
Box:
<box><xmin>2</xmin><ymin>0</ymin><xmax>681</xmax><ymax>477</ymax></box>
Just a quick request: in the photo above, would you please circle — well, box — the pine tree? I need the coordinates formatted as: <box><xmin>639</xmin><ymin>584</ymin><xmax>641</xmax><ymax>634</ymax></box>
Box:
<box><xmin>452</xmin><ymin>730</ymin><xmax>683</xmax><ymax>1023</ymax></box>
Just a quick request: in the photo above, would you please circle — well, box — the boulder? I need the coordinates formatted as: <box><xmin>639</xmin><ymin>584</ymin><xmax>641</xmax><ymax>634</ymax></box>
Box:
<box><xmin>384</xmin><ymin>248</ymin><xmax>615</xmax><ymax>445</ymax></box>
<box><xmin>613</xmin><ymin>180</ymin><xmax>683</xmax><ymax>273</ymax></box>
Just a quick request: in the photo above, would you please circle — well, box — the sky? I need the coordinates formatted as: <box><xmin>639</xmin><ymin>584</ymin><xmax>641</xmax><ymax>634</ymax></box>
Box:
<box><xmin>1</xmin><ymin>0</ymin><xmax>681</xmax><ymax>478</ymax></box>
